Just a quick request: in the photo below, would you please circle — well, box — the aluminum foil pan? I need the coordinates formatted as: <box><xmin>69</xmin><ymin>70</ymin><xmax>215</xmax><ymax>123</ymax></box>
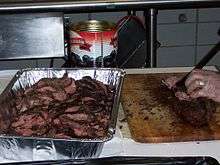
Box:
<box><xmin>0</xmin><ymin>68</ymin><xmax>125</xmax><ymax>162</ymax></box>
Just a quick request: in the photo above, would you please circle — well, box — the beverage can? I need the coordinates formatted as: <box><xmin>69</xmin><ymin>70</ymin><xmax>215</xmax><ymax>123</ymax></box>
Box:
<box><xmin>69</xmin><ymin>20</ymin><xmax>117</xmax><ymax>67</ymax></box>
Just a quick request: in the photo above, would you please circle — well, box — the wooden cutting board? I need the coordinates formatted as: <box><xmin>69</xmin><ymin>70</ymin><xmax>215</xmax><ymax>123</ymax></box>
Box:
<box><xmin>121</xmin><ymin>73</ymin><xmax>220</xmax><ymax>143</ymax></box>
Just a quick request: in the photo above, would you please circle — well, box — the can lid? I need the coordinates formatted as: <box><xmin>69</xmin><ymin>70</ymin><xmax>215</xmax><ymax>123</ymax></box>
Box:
<box><xmin>70</xmin><ymin>20</ymin><xmax>115</xmax><ymax>32</ymax></box>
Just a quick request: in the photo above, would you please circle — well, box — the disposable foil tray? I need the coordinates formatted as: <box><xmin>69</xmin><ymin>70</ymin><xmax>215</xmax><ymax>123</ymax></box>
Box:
<box><xmin>0</xmin><ymin>68</ymin><xmax>125</xmax><ymax>162</ymax></box>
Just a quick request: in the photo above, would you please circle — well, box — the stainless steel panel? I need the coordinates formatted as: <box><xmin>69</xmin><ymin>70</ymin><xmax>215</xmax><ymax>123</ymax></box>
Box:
<box><xmin>0</xmin><ymin>13</ymin><xmax>64</xmax><ymax>60</ymax></box>
<box><xmin>158</xmin><ymin>9</ymin><xmax>196</xmax><ymax>24</ymax></box>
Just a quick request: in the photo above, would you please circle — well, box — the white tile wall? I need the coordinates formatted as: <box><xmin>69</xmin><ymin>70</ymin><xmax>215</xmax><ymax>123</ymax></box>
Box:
<box><xmin>197</xmin><ymin>22</ymin><xmax>220</xmax><ymax>45</ymax></box>
<box><xmin>157</xmin><ymin>46</ymin><xmax>195</xmax><ymax>67</ymax></box>
<box><xmin>199</xmin><ymin>8</ymin><xmax>220</xmax><ymax>22</ymax></box>
<box><xmin>157</xmin><ymin>8</ymin><xmax>220</xmax><ymax>67</ymax></box>
<box><xmin>158</xmin><ymin>9</ymin><xmax>196</xmax><ymax>24</ymax></box>
<box><xmin>197</xmin><ymin>45</ymin><xmax>220</xmax><ymax>66</ymax></box>
<box><xmin>158</xmin><ymin>24</ymin><xmax>196</xmax><ymax>47</ymax></box>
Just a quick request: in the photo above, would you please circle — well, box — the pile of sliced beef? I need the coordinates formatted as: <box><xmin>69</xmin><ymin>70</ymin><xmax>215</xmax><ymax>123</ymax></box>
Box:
<box><xmin>8</xmin><ymin>74</ymin><xmax>114</xmax><ymax>139</ymax></box>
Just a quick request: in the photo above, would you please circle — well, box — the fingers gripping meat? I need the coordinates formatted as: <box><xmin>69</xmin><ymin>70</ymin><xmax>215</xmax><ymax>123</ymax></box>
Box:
<box><xmin>163</xmin><ymin>71</ymin><xmax>216</xmax><ymax>127</ymax></box>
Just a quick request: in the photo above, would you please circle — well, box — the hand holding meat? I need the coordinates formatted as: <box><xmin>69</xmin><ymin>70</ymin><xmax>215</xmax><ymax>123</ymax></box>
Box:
<box><xmin>185</xmin><ymin>69</ymin><xmax>220</xmax><ymax>102</ymax></box>
<box><xmin>164</xmin><ymin>69</ymin><xmax>220</xmax><ymax>103</ymax></box>
<box><xmin>163</xmin><ymin>69</ymin><xmax>217</xmax><ymax>127</ymax></box>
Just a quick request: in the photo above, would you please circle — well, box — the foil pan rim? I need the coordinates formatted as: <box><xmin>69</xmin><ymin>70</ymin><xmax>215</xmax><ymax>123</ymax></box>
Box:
<box><xmin>19</xmin><ymin>67</ymin><xmax>126</xmax><ymax>74</ymax></box>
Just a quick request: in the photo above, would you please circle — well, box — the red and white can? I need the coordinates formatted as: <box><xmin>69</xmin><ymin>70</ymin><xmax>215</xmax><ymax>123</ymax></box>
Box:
<box><xmin>69</xmin><ymin>20</ymin><xmax>117</xmax><ymax>67</ymax></box>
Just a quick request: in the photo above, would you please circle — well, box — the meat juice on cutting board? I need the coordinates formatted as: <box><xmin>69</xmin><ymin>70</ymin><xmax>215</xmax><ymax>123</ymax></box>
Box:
<box><xmin>5</xmin><ymin>74</ymin><xmax>115</xmax><ymax>139</ymax></box>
